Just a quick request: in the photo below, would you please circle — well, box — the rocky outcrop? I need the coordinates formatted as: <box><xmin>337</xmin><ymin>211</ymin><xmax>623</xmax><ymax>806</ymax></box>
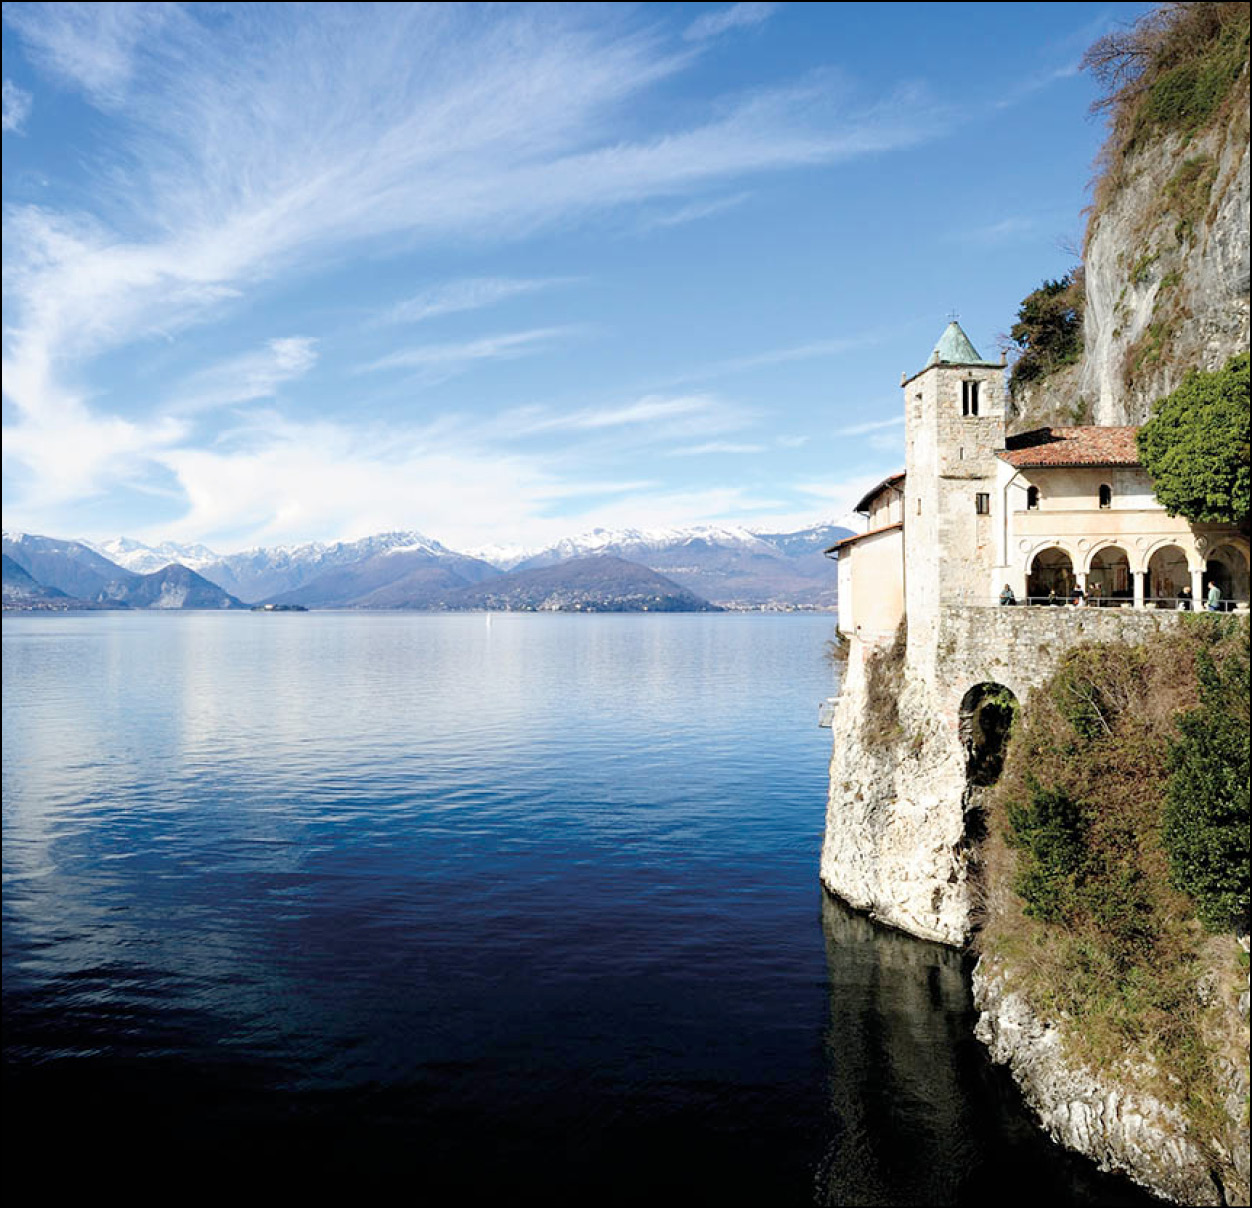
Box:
<box><xmin>973</xmin><ymin>956</ymin><xmax>1248</xmax><ymax>1206</ymax></box>
<box><xmin>819</xmin><ymin>642</ymin><xmax>973</xmax><ymax>947</ymax></box>
<box><xmin>821</xmin><ymin>607</ymin><xmax>1190</xmax><ymax>949</ymax></box>
<box><xmin>1014</xmin><ymin>102</ymin><xmax>1249</xmax><ymax>430</ymax></box>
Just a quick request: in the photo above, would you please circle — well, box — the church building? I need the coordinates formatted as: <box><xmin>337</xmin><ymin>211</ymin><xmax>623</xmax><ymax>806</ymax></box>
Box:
<box><xmin>831</xmin><ymin>322</ymin><xmax>1250</xmax><ymax>645</ymax></box>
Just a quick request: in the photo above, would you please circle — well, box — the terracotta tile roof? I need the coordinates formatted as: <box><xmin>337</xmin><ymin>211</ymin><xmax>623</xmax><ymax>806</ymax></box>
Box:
<box><xmin>825</xmin><ymin>521</ymin><xmax>904</xmax><ymax>555</ymax></box>
<box><xmin>853</xmin><ymin>470</ymin><xmax>906</xmax><ymax>514</ymax></box>
<box><xmin>998</xmin><ymin>426</ymin><xmax>1141</xmax><ymax>468</ymax></box>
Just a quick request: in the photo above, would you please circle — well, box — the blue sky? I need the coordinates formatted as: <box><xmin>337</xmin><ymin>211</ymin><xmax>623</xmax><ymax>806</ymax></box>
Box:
<box><xmin>1</xmin><ymin>1</ymin><xmax>1152</xmax><ymax>553</ymax></box>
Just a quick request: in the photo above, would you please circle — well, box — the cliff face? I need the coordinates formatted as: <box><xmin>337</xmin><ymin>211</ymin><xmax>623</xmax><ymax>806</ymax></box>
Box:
<box><xmin>819</xmin><ymin>642</ymin><xmax>973</xmax><ymax>947</ymax></box>
<box><xmin>974</xmin><ymin>957</ymin><xmax>1250</xmax><ymax>1207</ymax></box>
<box><xmin>1013</xmin><ymin>98</ymin><xmax>1249</xmax><ymax>431</ymax></box>
<box><xmin>820</xmin><ymin>607</ymin><xmax>1192</xmax><ymax>949</ymax></box>
<box><xmin>821</xmin><ymin>607</ymin><xmax>1249</xmax><ymax>1205</ymax></box>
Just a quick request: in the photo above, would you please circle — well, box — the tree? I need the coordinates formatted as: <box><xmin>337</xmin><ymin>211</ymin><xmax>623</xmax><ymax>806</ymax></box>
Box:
<box><xmin>1008</xmin><ymin>273</ymin><xmax>1084</xmax><ymax>394</ymax></box>
<box><xmin>1137</xmin><ymin>352</ymin><xmax>1251</xmax><ymax>526</ymax></box>
<box><xmin>1162</xmin><ymin>637</ymin><xmax>1251</xmax><ymax>931</ymax></box>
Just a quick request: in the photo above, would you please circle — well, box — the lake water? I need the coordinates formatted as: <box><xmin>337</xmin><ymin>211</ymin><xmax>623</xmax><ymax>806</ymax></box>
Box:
<box><xmin>2</xmin><ymin>612</ymin><xmax>1157</xmax><ymax>1205</ymax></box>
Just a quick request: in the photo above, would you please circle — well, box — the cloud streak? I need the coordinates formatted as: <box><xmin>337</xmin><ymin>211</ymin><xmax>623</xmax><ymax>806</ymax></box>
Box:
<box><xmin>685</xmin><ymin>3</ymin><xmax>779</xmax><ymax>43</ymax></box>
<box><xmin>380</xmin><ymin>277</ymin><xmax>570</xmax><ymax>325</ymax></box>
<box><xmin>1</xmin><ymin>3</ymin><xmax>950</xmax><ymax>547</ymax></box>
<box><xmin>2</xmin><ymin>79</ymin><xmax>33</xmax><ymax>132</ymax></box>
<box><xmin>363</xmin><ymin>326</ymin><xmax>581</xmax><ymax>375</ymax></box>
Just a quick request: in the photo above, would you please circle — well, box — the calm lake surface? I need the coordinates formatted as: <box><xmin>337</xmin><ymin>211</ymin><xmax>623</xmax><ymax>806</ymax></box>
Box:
<box><xmin>3</xmin><ymin>612</ymin><xmax>1157</xmax><ymax>1205</ymax></box>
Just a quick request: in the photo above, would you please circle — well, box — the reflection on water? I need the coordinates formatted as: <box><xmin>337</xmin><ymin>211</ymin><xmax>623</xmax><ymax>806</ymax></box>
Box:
<box><xmin>3</xmin><ymin>612</ymin><xmax>1159</xmax><ymax>1205</ymax></box>
<box><xmin>818</xmin><ymin>894</ymin><xmax>1161</xmax><ymax>1206</ymax></box>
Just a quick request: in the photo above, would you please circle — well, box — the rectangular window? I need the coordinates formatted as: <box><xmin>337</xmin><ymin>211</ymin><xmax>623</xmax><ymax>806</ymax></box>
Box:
<box><xmin>962</xmin><ymin>381</ymin><xmax>980</xmax><ymax>416</ymax></box>
<box><xmin>975</xmin><ymin>492</ymin><xmax>990</xmax><ymax>515</ymax></box>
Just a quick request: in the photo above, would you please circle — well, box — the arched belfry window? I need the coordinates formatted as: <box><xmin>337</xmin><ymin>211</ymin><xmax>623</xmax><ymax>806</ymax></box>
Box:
<box><xmin>962</xmin><ymin>381</ymin><xmax>980</xmax><ymax>417</ymax></box>
<box><xmin>1026</xmin><ymin>486</ymin><xmax>1040</xmax><ymax>510</ymax></box>
<box><xmin>1099</xmin><ymin>483</ymin><xmax>1112</xmax><ymax>509</ymax></box>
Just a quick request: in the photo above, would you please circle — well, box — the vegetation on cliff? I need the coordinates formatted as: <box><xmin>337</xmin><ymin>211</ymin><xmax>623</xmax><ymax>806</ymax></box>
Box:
<box><xmin>977</xmin><ymin>616</ymin><xmax>1250</xmax><ymax>1154</ymax></box>
<box><xmin>1084</xmin><ymin>1</ymin><xmax>1250</xmax><ymax>223</ymax></box>
<box><xmin>1005</xmin><ymin>3</ymin><xmax>1249</xmax><ymax>408</ymax></box>
<box><xmin>1137</xmin><ymin>351</ymin><xmax>1252</xmax><ymax>525</ymax></box>
<box><xmin>1006</xmin><ymin>273</ymin><xmax>1085</xmax><ymax>398</ymax></box>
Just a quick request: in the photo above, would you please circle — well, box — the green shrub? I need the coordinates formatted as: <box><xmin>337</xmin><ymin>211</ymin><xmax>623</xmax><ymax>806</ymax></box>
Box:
<box><xmin>1137</xmin><ymin>352</ymin><xmax>1251</xmax><ymax>524</ymax></box>
<box><xmin>1162</xmin><ymin>640</ymin><xmax>1251</xmax><ymax>930</ymax></box>
<box><xmin>1007</xmin><ymin>779</ymin><xmax>1089</xmax><ymax>922</ymax></box>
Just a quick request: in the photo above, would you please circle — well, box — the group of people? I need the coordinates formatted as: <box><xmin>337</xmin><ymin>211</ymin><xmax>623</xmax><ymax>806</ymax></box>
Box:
<box><xmin>999</xmin><ymin>581</ymin><xmax>1226</xmax><ymax>609</ymax></box>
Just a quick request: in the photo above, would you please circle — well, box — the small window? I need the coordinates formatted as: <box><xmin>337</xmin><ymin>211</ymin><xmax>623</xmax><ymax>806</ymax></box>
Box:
<box><xmin>1099</xmin><ymin>484</ymin><xmax>1112</xmax><ymax>509</ymax></box>
<box><xmin>1026</xmin><ymin>486</ymin><xmax>1039</xmax><ymax>510</ymax></box>
<box><xmin>917</xmin><ymin>498</ymin><xmax>922</xmax><ymax>515</ymax></box>
<box><xmin>962</xmin><ymin>381</ymin><xmax>980</xmax><ymax>417</ymax></box>
<box><xmin>975</xmin><ymin>492</ymin><xmax>991</xmax><ymax>515</ymax></box>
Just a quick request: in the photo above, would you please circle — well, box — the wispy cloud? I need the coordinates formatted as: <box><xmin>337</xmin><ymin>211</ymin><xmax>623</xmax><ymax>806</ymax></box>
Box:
<box><xmin>1</xmin><ymin>4</ymin><xmax>950</xmax><ymax>547</ymax></box>
<box><xmin>3</xmin><ymin>2</ymin><xmax>174</xmax><ymax>108</ymax></box>
<box><xmin>170</xmin><ymin>336</ymin><xmax>319</xmax><ymax>415</ymax></box>
<box><xmin>685</xmin><ymin>3</ymin><xmax>779</xmax><ymax>43</ymax></box>
<box><xmin>666</xmin><ymin>328</ymin><xmax>889</xmax><ymax>386</ymax></box>
<box><xmin>363</xmin><ymin>327</ymin><xmax>580</xmax><ymax>375</ymax></box>
<box><xmin>948</xmin><ymin>216</ymin><xmax>1037</xmax><ymax>245</ymax></box>
<box><xmin>832</xmin><ymin>414</ymin><xmax>903</xmax><ymax>437</ymax></box>
<box><xmin>495</xmin><ymin>393</ymin><xmax>732</xmax><ymax>438</ymax></box>
<box><xmin>2</xmin><ymin>79</ymin><xmax>33</xmax><ymax>133</ymax></box>
<box><xmin>639</xmin><ymin>192</ymin><xmax>750</xmax><ymax>231</ymax></box>
<box><xmin>665</xmin><ymin>441</ymin><xmax>767</xmax><ymax>457</ymax></box>
<box><xmin>380</xmin><ymin>277</ymin><xmax>568</xmax><ymax>325</ymax></box>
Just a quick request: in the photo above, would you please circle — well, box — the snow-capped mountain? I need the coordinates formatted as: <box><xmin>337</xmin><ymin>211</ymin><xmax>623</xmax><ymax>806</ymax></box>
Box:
<box><xmin>491</xmin><ymin>522</ymin><xmax>851</xmax><ymax>608</ymax></box>
<box><xmin>197</xmin><ymin>530</ymin><xmax>454</xmax><ymax>602</ymax></box>
<box><xmin>83</xmin><ymin>536</ymin><xmax>222</xmax><ymax>574</ymax></box>
<box><xmin>7</xmin><ymin>520</ymin><xmax>853</xmax><ymax>610</ymax></box>
<box><xmin>475</xmin><ymin>525</ymin><xmax>775</xmax><ymax>571</ymax></box>
<box><xmin>2</xmin><ymin>532</ymin><xmax>243</xmax><ymax>610</ymax></box>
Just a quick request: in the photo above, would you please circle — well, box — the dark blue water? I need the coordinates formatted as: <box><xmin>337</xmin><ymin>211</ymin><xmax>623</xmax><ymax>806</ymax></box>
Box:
<box><xmin>3</xmin><ymin>612</ymin><xmax>1157</xmax><ymax>1205</ymax></box>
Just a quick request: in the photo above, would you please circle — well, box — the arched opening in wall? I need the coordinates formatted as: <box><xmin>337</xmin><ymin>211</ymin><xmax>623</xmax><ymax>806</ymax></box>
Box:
<box><xmin>960</xmin><ymin>683</ymin><xmax>1019</xmax><ymax>789</ymax></box>
<box><xmin>1204</xmin><ymin>545</ymin><xmax>1250</xmax><ymax>610</ymax></box>
<box><xmin>1088</xmin><ymin>545</ymin><xmax>1131</xmax><ymax>606</ymax></box>
<box><xmin>1147</xmin><ymin>545</ymin><xmax>1190</xmax><ymax>608</ymax></box>
<box><xmin>1026</xmin><ymin>547</ymin><xmax>1072</xmax><ymax>604</ymax></box>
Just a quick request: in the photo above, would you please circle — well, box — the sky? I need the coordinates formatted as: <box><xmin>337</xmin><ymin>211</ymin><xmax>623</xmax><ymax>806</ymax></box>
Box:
<box><xmin>1</xmin><ymin>1</ymin><xmax>1154</xmax><ymax>554</ymax></box>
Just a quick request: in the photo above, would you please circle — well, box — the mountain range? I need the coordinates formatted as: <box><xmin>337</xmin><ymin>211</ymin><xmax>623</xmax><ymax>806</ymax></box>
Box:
<box><xmin>3</xmin><ymin>533</ymin><xmax>245</xmax><ymax>610</ymax></box>
<box><xmin>2</xmin><ymin>521</ymin><xmax>852</xmax><ymax>612</ymax></box>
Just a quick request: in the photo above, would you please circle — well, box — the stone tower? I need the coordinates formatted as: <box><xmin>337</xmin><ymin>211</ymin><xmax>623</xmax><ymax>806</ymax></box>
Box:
<box><xmin>902</xmin><ymin>322</ymin><xmax>1006</xmax><ymax>676</ymax></box>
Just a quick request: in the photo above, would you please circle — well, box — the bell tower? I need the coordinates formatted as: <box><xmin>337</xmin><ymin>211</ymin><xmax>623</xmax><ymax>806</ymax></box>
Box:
<box><xmin>901</xmin><ymin>321</ymin><xmax>1007</xmax><ymax>674</ymax></box>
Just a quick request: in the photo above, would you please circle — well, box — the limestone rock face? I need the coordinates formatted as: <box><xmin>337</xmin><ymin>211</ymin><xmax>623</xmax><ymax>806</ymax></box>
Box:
<box><xmin>819</xmin><ymin>646</ymin><xmax>973</xmax><ymax>947</ymax></box>
<box><xmin>973</xmin><ymin>956</ymin><xmax>1248</xmax><ymax>1207</ymax></box>
<box><xmin>1014</xmin><ymin>120</ymin><xmax>1250</xmax><ymax>431</ymax></box>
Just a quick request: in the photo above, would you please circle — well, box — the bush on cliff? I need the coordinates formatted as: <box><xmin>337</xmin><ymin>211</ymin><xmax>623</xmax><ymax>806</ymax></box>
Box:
<box><xmin>1163</xmin><ymin>635</ymin><xmax>1251</xmax><ymax>931</ymax></box>
<box><xmin>1007</xmin><ymin>273</ymin><xmax>1085</xmax><ymax>396</ymax></box>
<box><xmin>1137</xmin><ymin>352</ymin><xmax>1251</xmax><ymax>525</ymax></box>
<box><xmin>1083</xmin><ymin>3</ymin><xmax>1250</xmax><ymax>212</ymax></box>
<box><xmin>980</xmin><ymin>615</ymin><xmax>1250</xmax><ymax>1142</ymax></box>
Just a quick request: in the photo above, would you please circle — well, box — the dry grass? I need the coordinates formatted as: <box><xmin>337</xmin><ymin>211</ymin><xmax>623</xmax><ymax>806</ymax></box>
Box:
<box><xmin>1085</xmin><ymin>2</ymin><xmax>1250</xmax><ymax>236</ymax></box>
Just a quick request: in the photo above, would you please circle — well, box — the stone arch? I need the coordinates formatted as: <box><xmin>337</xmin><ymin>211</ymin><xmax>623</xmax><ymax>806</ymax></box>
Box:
<box><xmin>959</xmin><ymin>683</ymin><xmax>1019</xmax><ymax>788</ymax></box>
<box><xmin>1205</xmin><ymin>543</ymin><xmax>1250</xmax><ymax>608</ymax></box>
<box><xmin>1146</xmin><ymin>543</ymin><xmax>1191</xmax><ymax>606</ymax></box>
<box><xmin>1086</xmin><ymin>543</ymin><xmax>1132</xmax><ymax>604</ymax></box>
<box><xmin>1025</xmin><ymin>545</ymin><xmax>1074</xmax><ymax>603</ymax></box>
<box><xmin>1144</xmin><ymin>535</ymin><xmax>1203</xmax><ymax>573</ymax></box>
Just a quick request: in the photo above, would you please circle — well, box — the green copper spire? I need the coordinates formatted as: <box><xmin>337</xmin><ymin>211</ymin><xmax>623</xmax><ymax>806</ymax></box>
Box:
<box><xmin>928</xmin><ymin>320</ymin><xmax>999</xmax><ymax>367</ymax></box>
